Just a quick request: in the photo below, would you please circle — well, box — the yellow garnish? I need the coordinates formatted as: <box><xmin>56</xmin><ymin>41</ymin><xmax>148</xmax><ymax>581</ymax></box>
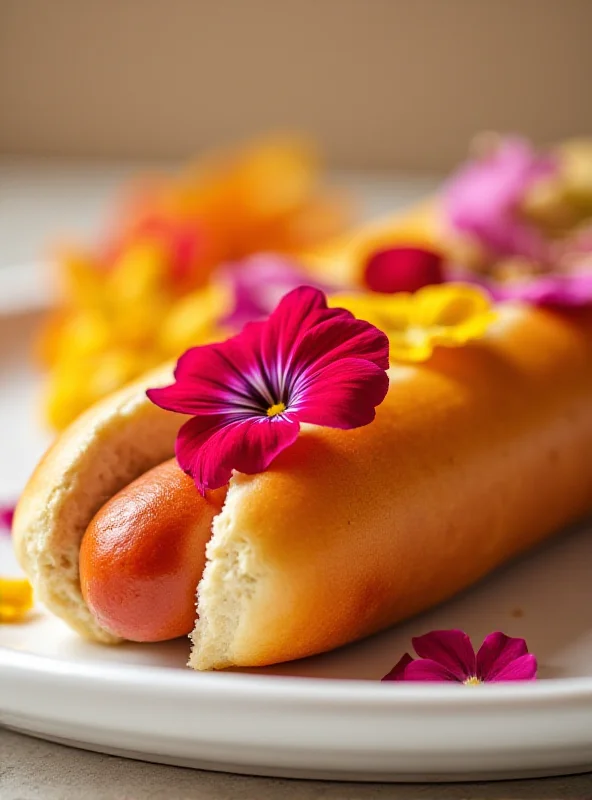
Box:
<box><xmin>37</xmin><ymin>136</ymin><xmax>349</xmax><ymax>431</ymax></box>
<box><xmin>331</xmin><ymin>283</ymin><xmax>496</xmax><ymax>363</ymax></box>
<box><xmin>0</xmin><ymin>577</ymin><xmax>34</xmax><ymax>623</ymax></box>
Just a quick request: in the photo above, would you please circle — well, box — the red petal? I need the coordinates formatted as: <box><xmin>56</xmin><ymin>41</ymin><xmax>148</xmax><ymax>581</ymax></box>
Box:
<box><xmin>411</xmin><ymin>629</ymin><xmax>476</xmax><ymax>682</ymax></box>
<box><xmin>292</xmin><ymin>359</ymin><xmax>389</xmax><ymax>428</ymax></box>
<box><xmin>382</xmin><ymin>653</ymin><xmax>414</xmax><ymax>681</ymax></box>
<box><xmin>487</xmin><ymin>654</ymin><xmax>538</xmax><ymax>682</ymax></box>
<box><xmin>476</xmin><ymin>631</ymin><xmax>530</xmax><ymax>681</ymax></box>
<box><xmin>176</xmin><ymin>414</ymin><xmax>300</xmax><ymax>494</ymax></box>
<box><xmin>364</xmin><ymin>247</ymin><xmax>444</xmax><ymax>294</ymax></box>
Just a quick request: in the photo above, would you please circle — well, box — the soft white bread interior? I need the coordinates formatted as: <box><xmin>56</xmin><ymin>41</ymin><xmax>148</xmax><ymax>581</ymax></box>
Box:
<box><xmin>13</xmin><ymin>363</ymin><xmax>183</xmax><ymax>642</ymax></box>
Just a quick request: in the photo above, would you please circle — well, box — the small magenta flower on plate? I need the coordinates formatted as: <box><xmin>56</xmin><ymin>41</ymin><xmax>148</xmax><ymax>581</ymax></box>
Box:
<box><xmin>382</xmin><ymin>629</ymin><xmax>537</xmax><ymax>684</ymax></box>
<box><xmin>147</xmin><ymin>286</ymin><xmax>390</xmax><ymax>494</ymax></box>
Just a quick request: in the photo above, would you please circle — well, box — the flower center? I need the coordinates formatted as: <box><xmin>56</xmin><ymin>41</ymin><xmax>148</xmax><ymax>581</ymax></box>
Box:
<box><xmin>266</xmin><ymin>402</ymin><xmax>287</xmax><ymax>418</ymax></box>
<box><xmin>463</xmin><ymin>676</ymin><xmax>482</xmax><ymax>686</ymax></box>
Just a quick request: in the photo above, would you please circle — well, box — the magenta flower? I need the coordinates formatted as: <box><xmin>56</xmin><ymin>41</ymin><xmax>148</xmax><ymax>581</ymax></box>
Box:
<box><xmin>219</xmin><ymin>254</ymin><xmax>333</xmax><ymax>329</ymax></box>
<box><xmin>443</xmin><ymin>137</ymin><xmax>557</xmax><ymax>263</ymax></box>
<box><xmin>382</xmin><ymin>629</ymin><xmax>537</xmax><ymax>684</ymax></box>
<box><xmin>364</xmin><ymin>247</ymin><xmax>444</xmax><ymax>294</ymax></box>
<box><xmin>0</xmin><ymin>504</ymin><xmax>14</xmax><ymax>534</ymax></box>
<box><xmin>147</xmin><ymin>286</ymin><xmax>390</xmax><ymax>494</ymax></box>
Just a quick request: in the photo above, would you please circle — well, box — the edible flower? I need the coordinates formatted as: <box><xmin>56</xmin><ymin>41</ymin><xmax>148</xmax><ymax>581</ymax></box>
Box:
<box><xmin>364</xmin><ymin>246</ymin><xmax>444</xmax><ymax>294</ymax></box>
<box><xmin>331</xmin><ymin>283</ymin><xmax>495</xmax><ymax>363</ymax></box>
<box><xmin>383</xmin><ymin>629</ymin><xmax>537</xmax><ymax>684</ymax></box>
<box><xmin>147</xmin><ymin>286</ymin><xmax>390</xmax><ymax>494</ymax></box>
<box><xmin>0</xmin><ymin>578</ymin><xmax>34</xmax><ymax>623</ymax></box>
<box><xmin>443</xmin><ymin>136</ymin><xmax>557</xmax><ymax>263</ymax></box>
<box><xmin>220</xmin><ymin>254</ymin><xmax>333</xmax><ymax>329</ymax></box>
<box><xmin>0</xmin><ymin>504</ymin><xmax>15</xmax><ymax>533</ymax></box>
<box><xmin>442</xmin><ymin>135</ymin><xmax>592</xmax><ymax>307</ymax></box>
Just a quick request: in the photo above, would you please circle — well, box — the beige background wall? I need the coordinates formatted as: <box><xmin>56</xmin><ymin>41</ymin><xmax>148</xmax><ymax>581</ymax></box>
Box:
<box><xmin>1</xmin><ymin>0</ymin><xmax>591</xmax><ymax>170</ymax></box>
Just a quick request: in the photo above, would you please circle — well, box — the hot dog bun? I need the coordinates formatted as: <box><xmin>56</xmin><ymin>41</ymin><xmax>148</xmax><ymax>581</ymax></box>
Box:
<box><xmin>14</xmin><ymin>304</ymin><xmax>592</xmax><ymax>669</ymax></box>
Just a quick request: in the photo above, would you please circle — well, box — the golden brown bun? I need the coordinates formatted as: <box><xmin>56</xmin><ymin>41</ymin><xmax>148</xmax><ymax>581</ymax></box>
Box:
<box><xmin>192</xmin><ymin>305</ymin><xmax>592</xmax><ymax>668</ymax></box>
<box><xmin>12</xmin><ymin>363</ymin><xmax>184</xmax><ymax>642</ymax></box>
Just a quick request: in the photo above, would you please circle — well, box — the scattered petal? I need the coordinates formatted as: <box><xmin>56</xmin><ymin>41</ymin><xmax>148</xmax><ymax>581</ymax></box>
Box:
<box><xmin>412</xmin><ymin>629</ymin><xmax>477</xmax><ymax>682</ymax></box>
<box><xmin>488</xmin><ymin>654</ymin><xmax>538</xmax><ymax>682</ymax></box>
<box><xmin>476</xmin><ymin>631</ymin><xmax>529</xmax><ymax>681</ymax></box>
<box><xmin>382</xmin><ymin>652</ymin><xmax>414</xmax><ymax>682</ymax></box>
<box><xmin>0</xmin><ymin>505</ymin><xmax>15</xmax><ymax>534</ymax></box>
<box><xmin>0</xmin><ymin>578</ymin><xmax>34</xmax><ymax>623</ymax></box>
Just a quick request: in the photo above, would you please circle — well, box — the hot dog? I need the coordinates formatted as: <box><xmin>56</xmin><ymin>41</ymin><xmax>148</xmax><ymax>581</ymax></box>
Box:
<box><xmin>13</xmin><ymin>303</ymin><xmax>592</xmax><ymax>669</ymax></box>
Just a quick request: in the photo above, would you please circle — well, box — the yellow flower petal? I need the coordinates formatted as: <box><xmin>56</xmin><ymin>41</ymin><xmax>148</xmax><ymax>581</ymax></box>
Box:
<box><xmin>59</xmin><ymin>249</ymin><xmax>107</xmax><ymax>311</ymax></box>
<box><xmin>331</xmin><ymin>283</ymin><xmax>495</xmax><ymax>363</ymax></box>
<box><xmin>44</xmin><ymin>349</ymin><xmax>156</xmax><ymax>430</ymax></box>
<box><xmin>108</xmin><ymin>241</ymin><xmax>169</xmax><ymax>304</ymax></box>
<box><xmin>0</xmin><ymin>577</ymin><xmax>34</xmax><ymax>623</ymax></box>
<box><xmin>158</xmin><ymin>282</ymin><xmax>231</xmax><ymax>356</ymax></box>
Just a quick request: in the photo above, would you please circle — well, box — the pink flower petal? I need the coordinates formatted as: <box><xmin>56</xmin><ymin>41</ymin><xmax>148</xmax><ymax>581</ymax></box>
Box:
<box><xmin>292</xmin><ymin>358</ymin><xmax>389</xmax><ymax>428</ymax></box>
<box><xmin>259</xmin><ymin>286</ymin><xmax>329</xmax><ymax>376</ymax></box>
<box><xmin>220</xmin><ymin>254</ymin><xmax>333</xmax><ymax>328</ymax></box>
<box><xmin>292</xmin><ymin>313</ymin><xmax>390</xmax><ymax>375</ymax></box>
<box><xmin>447</xmin><ymin>264</ymin><xmax>592</xmax><ymax>308</ymax></box>
<box><xmin>176</xmin><ymin>414</ymin><xmax>300</xmax><ymax>494</ymax></box>
<box><xmin>364</xmin><ymin>247</ymin><xmax>444</xmax><ymax>294</ymax></box>
<box><xmin>148</xmin><ymin>337</ymin><xmax>270</xmax><ymax>417</ymax></box>
<box><xmin>476</xmin><ymin>631</ymin><xmax>529</xmax><ymax>681</ymax></box>
<box><xmin>0</xmin><ymin>504</ymin><xmax>15</xmax><ymax>534</ymax></box>
<box><xmin>399</xmin><ymin>658</ymin><xmax>459</xmax><ymax>682</ymax></box>
<box><xmin>411</xmin><ymin>629</ymin><xmax>476</xmax><ymax>682</ymax></box>
<box><xmin>487</xmin><ymin>653</ymin><xmax>538</xmax><ymax>682</ymax></box>
<box><xmin>443</xmin><ymin>137</ymin><xmax>557</xmax><ymax>262</ymax></box>
<box><xmin>381</xmin><ymin>653</ymin><xmax>414</xmax><ymax>681</ymax></box>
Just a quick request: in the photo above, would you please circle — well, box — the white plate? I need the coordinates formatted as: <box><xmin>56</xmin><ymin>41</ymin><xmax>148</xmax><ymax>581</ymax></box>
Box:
<box><xmin>1</xmin><ymin>263</ymin><xmax>592</xmax><ymax>782</ymax></box>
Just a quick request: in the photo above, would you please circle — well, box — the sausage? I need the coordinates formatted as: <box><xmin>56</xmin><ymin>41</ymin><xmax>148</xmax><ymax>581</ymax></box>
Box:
<box><xmin>79</xmin><ymin>460</ymin><xmax>227</xmax><ymax>642</ymax></box>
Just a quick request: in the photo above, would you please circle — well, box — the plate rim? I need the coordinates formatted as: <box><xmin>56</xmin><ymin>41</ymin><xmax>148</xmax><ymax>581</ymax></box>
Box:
<box><xmin>3</xmin><ymin>643</ymin><xmax>592</xmax><ymax>708</ymax></box>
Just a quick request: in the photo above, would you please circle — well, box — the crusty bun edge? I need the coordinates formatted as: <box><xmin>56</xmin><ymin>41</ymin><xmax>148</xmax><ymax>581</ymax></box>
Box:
<box><xmin>13</xmin><ymin>362</ymin><xmax>185</xmax><ymax>643</ymax></box>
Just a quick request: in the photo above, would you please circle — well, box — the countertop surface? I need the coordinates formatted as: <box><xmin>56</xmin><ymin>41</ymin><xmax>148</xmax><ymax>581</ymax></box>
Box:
<box><xmin>2</xmin><ymin>159</ymin><xmax>592</xmax><ymax>800</ymax></box>
<box><xmin>3</xmin><ymin>729</ymin><xmax>592</xmax><ymax>800</ymax></box>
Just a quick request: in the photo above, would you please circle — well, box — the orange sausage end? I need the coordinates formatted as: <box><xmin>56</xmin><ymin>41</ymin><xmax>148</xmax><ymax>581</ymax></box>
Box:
<box><xmin>79</xmin><ymin>459</ymin><xmax>227</xmax><ymax>642</ymax></box>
